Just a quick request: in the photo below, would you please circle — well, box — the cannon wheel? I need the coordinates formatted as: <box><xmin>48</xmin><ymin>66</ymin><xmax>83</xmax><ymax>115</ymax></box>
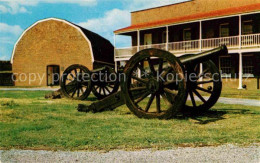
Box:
<box><xmin>184</xmin><ymin>60</ymin><xmax>222</xmax><ymax>113</ymax></box>
<box><xmin>60</xmin><ymin>64</ymin><xmax>92</xmax><ymax>100</ymax></box>
<box><xmin>122</xmin><ymin>49</ymin><xmax>187</xmax><ymax>119</ymax></box>
<box><xmin>91</xmin><ymin>67</ymin><xmax>119</xmax><ymax>100</ymax></box>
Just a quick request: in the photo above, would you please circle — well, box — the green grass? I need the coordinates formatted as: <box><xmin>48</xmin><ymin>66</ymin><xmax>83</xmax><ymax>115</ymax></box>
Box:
<box><xmin>0</xmin><ymin>91</ymin><xmax>259</xmax><ymax>151</ymax></box>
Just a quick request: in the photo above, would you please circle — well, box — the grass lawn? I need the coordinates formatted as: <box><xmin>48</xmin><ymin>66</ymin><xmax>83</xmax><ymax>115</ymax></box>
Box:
<box><xmin>0</xmin><ymin>90</ymin><xmax>259</xmax><ymax>151</ymax></box>
<box><xmin>221</xmin><ymin>79</ymin><xmax>260</xmax><ymax>100</ymax></box>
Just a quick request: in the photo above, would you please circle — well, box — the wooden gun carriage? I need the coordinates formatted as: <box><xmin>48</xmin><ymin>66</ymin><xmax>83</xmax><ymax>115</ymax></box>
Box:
<box><xmin>60</xmin><ymin>45</ymin><xmax>228</xmax><ymax>119</ymax></box>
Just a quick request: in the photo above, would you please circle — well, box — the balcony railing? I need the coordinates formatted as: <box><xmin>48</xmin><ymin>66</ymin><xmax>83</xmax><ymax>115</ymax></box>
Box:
<box><xmin>115</xmin><ymin>33</ymin><xmax>260</xmax><ymax>58</ymax></box>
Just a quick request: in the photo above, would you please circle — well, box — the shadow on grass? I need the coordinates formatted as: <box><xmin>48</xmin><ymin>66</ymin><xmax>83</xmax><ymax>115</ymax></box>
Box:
<box><xmin>178</xmin><ymin>108</ymin><xmax>253</xmax><ymax>124</ymax></box>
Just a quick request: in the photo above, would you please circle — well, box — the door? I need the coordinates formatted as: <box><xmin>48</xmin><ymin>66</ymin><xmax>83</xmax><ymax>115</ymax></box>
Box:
<box><xmin>144</xmin><ymin>34</ymin><xmax>152</xmax><ymax>47</ymax></box>
<box><xmin>47</xmin><ymin>65</ymin><xmax>60</xmax><ymax>86</ymax></box>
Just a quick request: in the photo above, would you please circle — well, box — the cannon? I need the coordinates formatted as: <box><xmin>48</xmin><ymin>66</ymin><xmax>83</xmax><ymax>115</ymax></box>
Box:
<box><xmin>61</xmin><ymin>45</ymin><xmax>228</xmax><ymax>119</ymax></box>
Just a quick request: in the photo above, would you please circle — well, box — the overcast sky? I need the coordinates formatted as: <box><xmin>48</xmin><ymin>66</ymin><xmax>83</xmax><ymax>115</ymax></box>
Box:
<box><xmin>0</xmin><ymin>0</ymin><xmax>187</xmax><ymax>60</ymax></box>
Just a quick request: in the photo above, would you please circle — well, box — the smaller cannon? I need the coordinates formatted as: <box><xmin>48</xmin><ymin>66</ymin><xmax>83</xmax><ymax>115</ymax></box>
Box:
<box><xmin>70</xmin><ymin>45</ymin><xmax>228</xmax><ymax>119</ymax></box>
<box><xmin>60</xmin><ymin>65</ymin><xmax>119</xmax><ymax>100</ymax></box>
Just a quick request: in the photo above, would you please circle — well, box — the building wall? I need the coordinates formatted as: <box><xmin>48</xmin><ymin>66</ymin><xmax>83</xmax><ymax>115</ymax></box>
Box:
<box><xmin>12</xmin><ymin>20</ymin><xmax>93</xmax><ymax>86</ymax></box>
<box><xmin>131</xmin><ymin>0</ymin><xmax>260</xmax><ymax>25</ymax></box>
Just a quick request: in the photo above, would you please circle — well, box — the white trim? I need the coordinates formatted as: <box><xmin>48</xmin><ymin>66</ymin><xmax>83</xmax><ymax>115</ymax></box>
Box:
<box><xmin>11</xmin><ymin>18</ymin><xmax>94</xmax><ymax>64</ymax></box>
<box><xmin>115</xmin><ymin>11</ymin><xmax>260</xmax><ymax>35</ymax></box>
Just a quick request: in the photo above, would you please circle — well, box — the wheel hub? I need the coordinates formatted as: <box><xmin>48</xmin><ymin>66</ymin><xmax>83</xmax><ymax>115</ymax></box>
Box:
<box><xmin>146</xmin><ymin>78</ymin><xmax>160</xmax><ymax>93</ymax></box>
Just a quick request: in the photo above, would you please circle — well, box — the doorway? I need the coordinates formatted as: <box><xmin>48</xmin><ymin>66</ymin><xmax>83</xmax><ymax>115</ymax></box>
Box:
<box><xmin>47</xmin><ymin>65</ymin><xmax>60</xmax><ymax>86</ymax></box>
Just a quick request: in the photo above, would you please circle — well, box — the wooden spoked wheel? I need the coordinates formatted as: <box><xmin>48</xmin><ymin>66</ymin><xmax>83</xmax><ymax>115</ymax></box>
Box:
<box><xmin>122</xmin><ymin>49</ymin><xmax>187</xmax><ymax>119</ymax></box>
<box><xmin>60</xmin><ymin>64</ymin><xmax>92</xmax><ymax>100</ymax></box>
<box><xmin>91</xmin><ymin>67</ymin><xmax>119</xmax><ymax>99</ymax></box>
<box><xmin>184</xmin><ymin>60</ymin><xmax>222</xmax><ymax>112</ymax></box>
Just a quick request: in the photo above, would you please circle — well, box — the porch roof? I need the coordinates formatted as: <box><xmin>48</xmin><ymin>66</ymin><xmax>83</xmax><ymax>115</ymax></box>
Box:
<box><xmin>114</xmin><ymin>3</ymin><xmax>260</xmax><ymax>34</ymax></box>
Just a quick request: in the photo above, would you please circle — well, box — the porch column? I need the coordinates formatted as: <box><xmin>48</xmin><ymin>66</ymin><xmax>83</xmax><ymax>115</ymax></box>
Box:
<box><xmin>239</xmin><ymin>15</ymin><xmax>242</xmax><ymax>49</ymax></box>
<box><xmin>199</xmin><ymin>21</ymin><xmax>202</xmax><ymax>51</ymax></box>
<box><xmin>166</xmin><ymin>26</ymin><xmax>169</xmax><ymax>51</ymax></box>
<box><xmin>238</xmin><ymin>52</ymin><xmax>243</xmax><ymax>89</ymax></box>
<box><xmin>199</xmin><ymin>21</ymin><xmax>203</xmax><ymax>86</ymax></box>
<box><xmin>137</xmin><ymin>30</ymin><xmax>140</xmax><ymax>51</ymax></box>
<box><xmin>114</xmin><ymin>34</ymin><xmax>117</xmax><ymax>72</ymax></box>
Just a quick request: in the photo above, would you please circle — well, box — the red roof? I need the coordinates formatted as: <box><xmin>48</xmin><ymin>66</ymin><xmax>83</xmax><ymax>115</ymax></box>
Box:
<box><xmin>114</xmin><ymin>3</ymin><xmax>260</xmax><ymax>34</ymax></box>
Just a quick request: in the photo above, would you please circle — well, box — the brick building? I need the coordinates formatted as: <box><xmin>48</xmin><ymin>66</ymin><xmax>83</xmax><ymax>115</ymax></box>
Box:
<box><xmin>114</xmin><ymin>0</ymin><xmax>260</xmax><ymax>89</ymax></box>
<box><xmin>11</xmin><ymin>18</ymin><xmax>114</xmax><ymax>86</ymax></box>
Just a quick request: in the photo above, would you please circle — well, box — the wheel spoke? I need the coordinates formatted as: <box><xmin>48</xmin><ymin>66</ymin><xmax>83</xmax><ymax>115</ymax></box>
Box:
<box><xmin>131</xmin><ymin>75</ymin><xmax>148</xmax><ymax>84</ymax></box>
<box><xmin>135</xmin><ymin>92</ymin><xmax>150</xmax><ymax>104</ymax></box>
<box><xmin>196</xmin><ymin>86</ymin><xmax>213</xmax><ymax>94</ymax></box>
<box><xmin>148</xmin><ymin>58</ymin><xmax>156</xmax><ymax>76</ymax></box>
<box><xmin>145</xmin><ymin>94</ymin><xmax>155</xmax><ymax>112</ymax></box>
<box><xmin>161</xmin><ymin>67</ymin><xmax>173</xmax><ymax>78</ymax></box>
<box><xmin>198</xmin><ymin>68</ymin><xmax>210</xmax><ymax>79</ymax></box>
<box><xmin>158</xmin><ymin>59</ymin><xmax>163</xmax><ymax>74</ymax></box>
<box><xmin>130</xmin><ymin>86</ymin><xmax>147</xmax><ymax>91</ymax></box>
<box><xmin>163</xmin><ymin>80</ymin><xmax>177</xmax><ymax>86</ymax></box>
<box><xmin>107</xmin><ymin>85</ymin><xmax>114</xmax><ymax>89</ymax></box>
<box><xmin>156</xmin><ymin>94</ymin><xmax>161</xmax><ymax>113</ymax></box>
<box><xmin>137</xmin><ymin>62</ymin><xmax>146</xmax><ymax>74</ymax></box>
<box><xmin>80</xmin><ymin>87</ymin><xmax>84</xmax><ymax>94</ymax></box>
<box><xmin>70</xmin><ymin>73</ymin><xmax>75</xmax><ymax>79</ymax></box>
<box><xmin>102</xmin><ymin>87</ymin><xmax>106</xmax><ymax>95</ymax></box>
<box><xmin>71</xmin><ymin>88</ymin><xmax>77</xmax><ymax>97</ymax></box>
<box><xmin>77</xmin><ymin>88</ymin><xmax>80</xmax><ymax>97</ymax></box>
<box><xmin>163</xmin><ymin>88</ymin><xmax>176</xmax><ymax>96</ymax></box>
<box><xmin>197</xmin><ymin>80</ymin><xmax>213</xmax><ymax>85</ymax></box>
<box><xmin>104</xmin><ymin>86</ymin><xmax>111</xmax><ymax>94</ymax></box>
<box><xmin>161</xmin><ymin>93</ymin><xmax>172</xmax><ymax>106</ymax></box>
<box><xmin>189</xmin><ymin>91</ymin><xmax>196</xmax><ymax>107</ymax></box>
<box><xmin>193</xmin><ymin>89</ymin><xmax>206</xmax><ymax>103</ymax></box>
<box><xmin>98</xmin><ymin>87</ymin><xmax>102</xmax><ymax>94</ymax></box>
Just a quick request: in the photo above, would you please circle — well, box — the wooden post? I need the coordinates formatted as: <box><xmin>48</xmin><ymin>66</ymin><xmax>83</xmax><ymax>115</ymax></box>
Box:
<box><xmin>166</xmin><ymin>26</ymin><xmax>169</xmax><ymax>51</ymax></box>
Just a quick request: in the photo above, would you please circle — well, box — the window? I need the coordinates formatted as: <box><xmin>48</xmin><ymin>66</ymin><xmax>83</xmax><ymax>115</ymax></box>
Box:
<box><xmin>219</xmin><ymin>56</ymin><xmax>231</xmax><ymax>77</ymax></box>
<box><xmin>47</xmin><ymin>65</ymin><xmax>60</xmax><ymax>86</ymax></box>
<box><xmin>243</xmin><ymin>55</ymin><xmax>254</xmax><ymax>77</ymax></box>
<box><xmin>243</xmin><ymin>20</ymin><xmax>253</xmax><ymax>35</ymax></box>
<box><xmin>220</xmin><ymin>23</ymin><xmax>229</xmax><ymax>37</ymax></box>
<box><xmin>144</xmin><ymin>33</ymin><xmax>152</xmax><ymax>45</ymax></box>
<box><xmin>183</xmin><ymin>28</ymin><xmax>191</xmax><ymax>41</ymax></box>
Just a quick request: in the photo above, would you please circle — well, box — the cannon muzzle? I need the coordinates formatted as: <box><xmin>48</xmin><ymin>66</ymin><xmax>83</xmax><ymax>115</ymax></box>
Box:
<box><xmin>179</xmin><ymin>45</ymin><xmax>228</xmax><ymax>64</ymax></box>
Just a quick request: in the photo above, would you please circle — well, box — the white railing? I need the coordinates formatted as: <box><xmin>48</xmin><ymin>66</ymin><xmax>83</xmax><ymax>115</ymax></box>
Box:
<box><xmin>241</xmin><ymin>33</ymin><xmax>260</xmax><ymax>47</ymax></box>
<box><xmin>139</xmin><ymin>43</ymin><xmax>166</xmax><ymax>51</ymax></box>
<box><xmin>168</xmin><ymin>40</ymin><xmax>200</xmax><ymax>52</ymax></box>
<box><xmin>115</xmin><ymin>46</ymin><xmax>138</xmax><ymax>58</ymax></box>
<box><xmin>115</xmin><ymin>33</ymin><xmax>260</xmax><ymax>59</ymax></box>
<box><xmin>202</xmin><ymin>36</ymin><xmax>239</xmax><ymax>49</ymax></box>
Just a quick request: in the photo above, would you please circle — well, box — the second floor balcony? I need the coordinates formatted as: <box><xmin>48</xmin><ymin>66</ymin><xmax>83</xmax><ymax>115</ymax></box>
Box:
<box><xmin>115</xmin><ymin>12</ymin><xmax>260</xmax><ymax>60</ymax></box>
<box><xmin>115</xmin><ymin>33</ymin><xmax>260</xmax><ymax>59</ymax></box>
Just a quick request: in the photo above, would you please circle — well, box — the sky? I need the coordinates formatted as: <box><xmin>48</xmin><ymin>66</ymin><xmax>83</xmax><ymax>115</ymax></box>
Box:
<box><xmin>0</xmin><ymin>0</ymin><xmax>187</xmax><ymax>61</ymax></box>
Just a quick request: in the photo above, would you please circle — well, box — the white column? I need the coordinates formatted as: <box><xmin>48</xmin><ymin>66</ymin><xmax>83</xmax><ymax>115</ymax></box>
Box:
<box><xmin>137</xmin><ymin>30</ymin><xmax>140</xmax><ymax>51</ymax></box>
<box><xmin>239</xmin><ymin>15</ymin><xmax>242</xmax><ymax>49</ymax></box>
<box><xmin>238</xmin><ymin>15</ymin><xmax>243</xmax><ymax>89</ymax></box>
<box><xmin>199</xmin><ymin>21</ymin><xmax>203</xmax><ymax>86</ymax></box>
<box><xmin>199</xmin><ymin>21</ymin><xmax>202</xmax><ymax>51</ymax></box>
<box><xmin>238</xmin><ymin>52</ymin><xmax>243</xmax><ymax>89</ymax></box>
<box><xmin>166</xmin><ymin>26</ymin><xmax>169</xmax><ymax>51</ymax></box>
<box><xmin>115</xmin><ymin>61</ymin><xmax>118</xmax><ymax>73</ymax></box>
<box><xmin>114</xmin><ymin>34</ymin><xmax>117</xmax><ymax>72</ymax></box>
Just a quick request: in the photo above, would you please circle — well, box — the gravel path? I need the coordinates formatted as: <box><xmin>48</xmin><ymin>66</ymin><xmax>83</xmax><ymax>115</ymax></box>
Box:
<box><xmin>186</xmin><ymin>96</ymin><xmax>260</xmax><ymax>107</ymax></box>
<box><xmin>0</xmin><ymin>145</ymin><xmax>259</xmax><ymax>163</ymax></box>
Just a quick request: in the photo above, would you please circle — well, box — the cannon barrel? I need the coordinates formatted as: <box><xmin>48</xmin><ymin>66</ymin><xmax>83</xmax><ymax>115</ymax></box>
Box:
<box><xmin>179</xmin><ymin>45</ymin><xmax>228</xmax><ymax>64</ymax></box>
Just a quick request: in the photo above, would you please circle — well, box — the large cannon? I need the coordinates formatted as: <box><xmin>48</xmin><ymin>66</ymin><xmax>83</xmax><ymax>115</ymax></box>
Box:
<box><xmin>61</xmin><ymin>45</ymin><xmax>228</xmax><ymax>119</ymax></box>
